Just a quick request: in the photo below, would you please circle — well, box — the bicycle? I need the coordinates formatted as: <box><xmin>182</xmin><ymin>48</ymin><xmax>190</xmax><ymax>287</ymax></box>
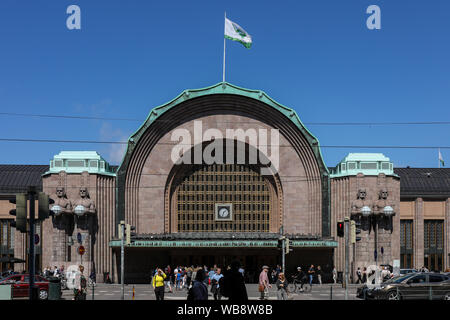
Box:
<box><xmin>287</xmin><ymin>275</ymin><xmax>312</xmax><ymax>293</ymax></box>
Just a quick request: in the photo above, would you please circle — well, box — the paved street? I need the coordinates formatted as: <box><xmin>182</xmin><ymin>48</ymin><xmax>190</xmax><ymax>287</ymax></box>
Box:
<box><xmin>60</xmin><ymin>283</ymin><xmax>359</xmax><ymax>300</ymax></box>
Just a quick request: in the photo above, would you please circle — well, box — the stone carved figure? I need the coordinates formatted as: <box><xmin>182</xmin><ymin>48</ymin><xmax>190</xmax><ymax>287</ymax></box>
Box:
<box><xmin>373</xmin><ymin>188</ymin><xmax>395</xmax><ymax>232</ymax></box>
<box><xmin>51</xmin><ymin>187</ymin><xmax>75</xmax><ymax>236</ymax></box>
<box><xmin>351</xmin><ymin>188</ymin><xmax>373</xmax><ymax>231</ymax></box>
<box><xmin>72</xmin><ymin>187</ymin><xmax>97</xmax><ymax>233</ymax></box>
<box><xmin>351</xmin><ymin>189</ymin><xmax>371</xmax><ymax>215</ymax></box>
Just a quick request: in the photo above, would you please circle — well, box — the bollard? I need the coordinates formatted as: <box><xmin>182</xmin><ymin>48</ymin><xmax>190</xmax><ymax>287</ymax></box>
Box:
<box><xmin>429</xmin><ymin>286</ymin><xmax>432</xmax><ymax>301</ymax></box>
<box><xmin>330</xmin><ymin>285</ymin><xmax>332</xmax><ymax>300</ymax></box>
<box><xmin>132</xmin><ymin>286</ymin><xmax>135</xmax><ymax>300</ymax></box>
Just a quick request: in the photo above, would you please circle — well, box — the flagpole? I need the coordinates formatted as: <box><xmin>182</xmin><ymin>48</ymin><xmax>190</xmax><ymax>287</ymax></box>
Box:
<box><xmin>223</xmin><ymin>11</ymin><xmax>226</xmax><ymax>82</ymax></box>
<box><xmin>439</xmin><ymin>148</ymin><xmax>441</xmax><ymax>168</ymax></box>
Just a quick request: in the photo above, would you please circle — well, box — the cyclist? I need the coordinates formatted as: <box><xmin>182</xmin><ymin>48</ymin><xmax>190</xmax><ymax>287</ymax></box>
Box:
<box><xmin>294</xmin><ymin>267</ymin><xmax>307</xmax><ymax>292</ymax></box>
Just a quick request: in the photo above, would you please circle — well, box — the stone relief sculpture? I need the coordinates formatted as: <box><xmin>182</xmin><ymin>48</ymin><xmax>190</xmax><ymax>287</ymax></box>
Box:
<box><xmin>351</xmin><ymin>189</ymin><xmax>371</xmax><ymax>215</ymax></box>
<box><xmin>351</xmin><ymin>188</ymin><xmax>372</xmax><ymax>231</ymax></box>
<box><xmin>373</xmin><ymin>188</ymin><xmax>395</xmax><ymax>232</ymax></box>
<box><xmin>51</xmin><ymin>187</ymin><xmax>74</xmax><ymax>236</ymax></box>
<box><xmin>71</xmin><ymin>187</ymin><xmax>99</xmax><ymax>246</ymax></box>
<box><xmin>72</xmin><ymin>187</ymin><xmax>96</xmax><ymax>230</ymax></box>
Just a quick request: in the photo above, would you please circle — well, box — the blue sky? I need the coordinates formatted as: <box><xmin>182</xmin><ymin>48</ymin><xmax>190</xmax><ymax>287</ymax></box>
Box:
<box><xmin>0</xmin><ymin>0</ymin><xmax>449</xmax><ymax>168</ymax></box>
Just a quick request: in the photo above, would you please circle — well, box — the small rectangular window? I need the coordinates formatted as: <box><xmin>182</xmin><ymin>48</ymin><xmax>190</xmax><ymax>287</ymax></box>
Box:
<box><xmin>381</xmin><ymin>162</ymin><xmax>390</xmax><ymax>170</ymax></box>
<box><xmin>347</xmin><ymin>162</ymin><xmax>356</xmax><ymax>170</ymax></box>
<box><xmin>361</xmin><ymin>162</ymin><xmax>377</xmax><ymax>170</ymax></box>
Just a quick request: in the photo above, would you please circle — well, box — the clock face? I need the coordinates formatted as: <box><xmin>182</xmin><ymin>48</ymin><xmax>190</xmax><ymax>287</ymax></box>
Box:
<box><xmin>215</xmin><ymin>204</ymin><xmax>232</xmax><ymax>221</ymax></box>
<box><xmin>218</xmin><ymin>208</ymin><xmax>229</xmax><ymax>218</ymax></box>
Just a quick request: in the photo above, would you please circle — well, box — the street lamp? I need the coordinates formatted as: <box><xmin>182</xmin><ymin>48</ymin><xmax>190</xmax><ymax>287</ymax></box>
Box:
<box><xmin>361</xmin><ymin>206</ymin><xmax>371</xmax><ymax>217</ymax></box>
<box><xmin>383</xmin><ymin>206</ymin><xmax>394</xmax><ymax>217</ymax></box>
<box><xmin>51</xmin><ymin>205</ymin><xmax>62</xmax><ymax>216</ymax></box>
<box><xmin>74</xmin><ymin>205</ymin><xmax>86</xmax><ymax>216</ymax></box>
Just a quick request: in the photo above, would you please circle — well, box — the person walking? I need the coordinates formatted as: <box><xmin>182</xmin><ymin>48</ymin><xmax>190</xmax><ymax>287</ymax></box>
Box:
<box><xmin>186</xmin><ymin>267</ymin><xmax>193</xmax><ymax>288</ymax></box>
<box><xmin>210</xmin><ymin>267</ymin><xmax>224</xmax><ymax>300</ymax></box>
<box><xmin>73</xmin><ymin>265</ymin><xmax>87</xmax><ymax>300</ymax></box>
<box><xmin>164</xmin><ymin>266</ymin><xmax>173</xmax><ymax>293</ymax></box>
<box><xmin>362</xmin><ymin>267</ymin><xmax>367</xmax><ymax>283</ymax></box>
<box><xmin>238</xmin><ymin>266</ymin><xmax>245</xmax><ymax>277</ymax></box>
<box><xmin>259</xmin><ymin>265</ymin><xmax>271</xmax><ymax>300</ymax></box>
<box><xmin>188</xmin><ymin>269</ymin><xmax>208</xmax><ymax>300</ymax></box>
<box><xmin>175</xmin><ymin>268</ymin><xmax>182</xmax><ymax>290</ymax></box>
<box><xmin>308</xmin><ymin>265</ymin><xmax>315</xmax><ymax>285</ymax></box>
<box><xmin>332</xmin><ymin>266</ymin><xmax>337</xmax><ymax>284</ymax></box>
<box><xmin>276</xmin><ymin>272</ymin><xmax>288</xmax><ymax>300</ymax></box>
<box><xmin>221</xmin><ymin>260</ymin><xmax>248</xmax><ymax>301</ymax></box>
<box><xmin>356</xmin><ymin>267</ymin><xmax>362</xmax><ymax>284</ymax></box>
<box><xmin>152</xmin><ymin>268</ymin><xmax>167</xmax><ymax>300</ymax></box>
<box><xmin>270</xmin><ymin>269</ymin><xmax>277</xmax><ymax>284</ymax></box>
<box><xmin>317</xmin><ymin>266</ymin><xmax>322</xmax><ymax>285</ymax></box>
<box><xmin>208</xmin><ymin>268</ymin><xmax>216</xmax><ymax>291</ymax></box>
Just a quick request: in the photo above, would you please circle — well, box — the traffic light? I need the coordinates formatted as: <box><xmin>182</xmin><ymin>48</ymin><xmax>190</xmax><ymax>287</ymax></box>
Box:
<box><xmin>9</xmin><ymin>193</ymin><xmax>27</xmax><ymax>233</ymax></box>
<box><xmin>277</xmin><ymin>237</ymin><xmax>283</xmax><ymax>249</ymax></box>
<box><xmin>118</xmin><ymin>220</ymin><xmax>125</xmax><ymax>239</ymax></box>
<box><xmin>337</xmin><ymin>221</ymin><xmax>344</xmax><ymax>238</ymax></box>
<box><xmin>285</xmin><ymin>238</ymin><xmax>293</xmax><ymax>254</ymax></box>
<box><xmin>38</xmin><ymin>192</ymin><xmax>54</xmax><ymax>220</ymax></box>
<box><xmin>125</xmin><ymin>224</ymin><xmax>136</xmax><ymax>245</ymax></box>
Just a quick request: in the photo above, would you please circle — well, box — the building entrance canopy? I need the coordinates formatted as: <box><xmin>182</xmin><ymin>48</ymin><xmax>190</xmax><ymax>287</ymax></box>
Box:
<box><xmin>109</xmin><ymin>232</ymin><xmax>337</xmax><ymax>248</ymax></box>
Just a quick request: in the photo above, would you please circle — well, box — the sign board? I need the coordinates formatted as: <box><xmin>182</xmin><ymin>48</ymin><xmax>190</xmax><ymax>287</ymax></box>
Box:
<box><xmin>34</xmin><ymin>234</ymin><xmax>40</xmax><ymax>245</ymax></box>
<box><xmin>392</xmin><ymin>259</ymin><xmax>401</xmax><ymax>276</ymax></box>
<box><xmin>109</xmin><ymin>239</ymin><xmax>338</xmax><ymax>248</ymax></box>
<box><xmin>78</xmin><ymin>246</ymin><xmax>85</xmax><ymax>256</ymax></box>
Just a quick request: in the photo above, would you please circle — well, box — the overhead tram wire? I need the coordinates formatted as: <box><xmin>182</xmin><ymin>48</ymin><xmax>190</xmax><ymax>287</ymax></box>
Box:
<box><xmin>1</xmin><ymin>112</ymin><xmax>450</xmax><ymax>126</ymax></box>
<box><xmin>1</xmin><ymin>137</ymin><xmax>450</xmax><ymax>150</ymax></box>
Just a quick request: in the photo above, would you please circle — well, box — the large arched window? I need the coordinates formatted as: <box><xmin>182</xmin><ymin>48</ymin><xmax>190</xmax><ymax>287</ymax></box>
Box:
<box><xmin>175</xmin><ymin>164</ymin><xmax>271</xmax><ymax>232</ymax></box>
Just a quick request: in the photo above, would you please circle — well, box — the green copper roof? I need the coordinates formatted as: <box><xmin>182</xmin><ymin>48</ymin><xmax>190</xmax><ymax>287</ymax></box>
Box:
<box><xmin>330</xmin><ymin>153</ymin><xmax>398</xmax><ymax>178</ymax></box>
<box><xmin>118</xmin><ymin>82</ymin><xmax>328</xmax><ymax>174</ymax></box>
<box><xmin>45</xmin><ymin>151</ymin><xmax>115</xmax><ymax>176</ymax></box>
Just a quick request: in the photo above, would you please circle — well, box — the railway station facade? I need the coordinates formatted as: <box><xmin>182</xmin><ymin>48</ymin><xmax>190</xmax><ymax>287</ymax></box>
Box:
<box><xmin>1</xmin><ymin>82</ymin><xmax>449</xmax><ymax>283</ymax></box>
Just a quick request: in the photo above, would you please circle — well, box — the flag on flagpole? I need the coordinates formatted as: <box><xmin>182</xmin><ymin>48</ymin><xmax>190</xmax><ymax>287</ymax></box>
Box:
<box><xmin>439</xmin><ymin>149</ymin><xmax>445</xmax><ymax>167</ymax></box>
<box><xmin>224</xmin><ymin>17</ymin><xmax>252</xmax><ymax>48</ymax></box>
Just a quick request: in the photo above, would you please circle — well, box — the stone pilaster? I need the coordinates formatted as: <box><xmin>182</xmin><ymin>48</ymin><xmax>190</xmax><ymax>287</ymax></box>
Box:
<box><xmin>445</xmin><ymin>198</ymin><xmax>450</xmax><ymax>270</ymax></box>
<box><xmin>51</xmin><ymin>229</ymin><xmax>67</xmax><ymax>264</ymax></box>
<box><xmin>414</xmin><ymin>198</ymin><xmax>424</xmax><ymax>269</ymax></box>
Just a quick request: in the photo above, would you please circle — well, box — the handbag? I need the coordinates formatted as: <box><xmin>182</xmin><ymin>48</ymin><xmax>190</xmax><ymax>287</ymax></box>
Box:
<box><xmin>258</xmin><ymin>284</ymin><xmax>265</xmax><ymax>292</ymax></box>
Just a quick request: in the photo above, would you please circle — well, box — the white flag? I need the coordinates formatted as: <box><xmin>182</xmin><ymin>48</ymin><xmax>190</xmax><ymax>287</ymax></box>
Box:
<box><xmin>224</xmin><ymin>17</ymin><xmax>252</xmax><ymax>48</ymax></box>
<box><xmin>439</xmin><ymin>149</ymin><xmax>445</xmax><ymax>167</ymax></box>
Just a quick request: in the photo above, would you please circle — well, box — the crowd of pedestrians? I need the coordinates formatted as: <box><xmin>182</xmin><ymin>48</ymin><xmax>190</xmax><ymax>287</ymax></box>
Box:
<box><xmin>151</xmin><ymin>262</ymin><xmax>248</xmax><ymax>301</ymax></box>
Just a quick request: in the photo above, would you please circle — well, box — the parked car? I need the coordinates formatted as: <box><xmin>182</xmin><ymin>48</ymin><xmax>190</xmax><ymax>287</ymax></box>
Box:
<box><xmin>0</xmin><ymin>273</ymin><xmax>50</xmax><ymax>300</ymax></box>
<box><xmin>400</xmin><ymin>268</ymin><xmax>417</xmax><ymax>275</ymax></box>
<box><xmin>357</xmin><ymin>272</ymin><xmax>450</xmax><ymax>300</ymax></box>
<box><xmin>1</xmin><ymin>271</ymin><xmax>17</xmax><ymax>279</ymax></box>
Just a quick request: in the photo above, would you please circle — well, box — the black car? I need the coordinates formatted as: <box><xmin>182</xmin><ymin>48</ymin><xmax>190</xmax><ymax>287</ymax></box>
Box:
<box><xmin>357</xmin><ymin>273</ymin><xmax>450</xmax><ymax>300</ymax></box>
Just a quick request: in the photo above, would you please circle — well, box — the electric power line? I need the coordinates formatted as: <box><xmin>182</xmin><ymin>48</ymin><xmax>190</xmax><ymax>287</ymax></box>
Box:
<box><xmin>1</xmin><ymin>112</ymin><xmax>450</xmax><ymax>126</ymax></box>
<box><xmin>0</xmin><ymin>137</ymin><xmax>449</xmax><ymax>149</ymax></box>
